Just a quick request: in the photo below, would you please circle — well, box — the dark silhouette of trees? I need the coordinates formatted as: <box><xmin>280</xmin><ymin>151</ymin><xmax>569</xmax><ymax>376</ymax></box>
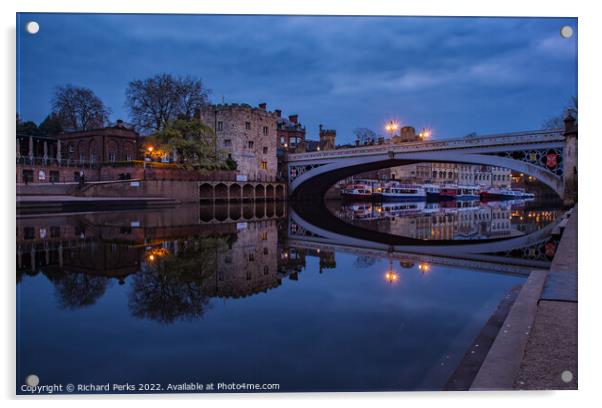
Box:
<box><xmin>51</xmin><ymin>84</ymin><xmax>111</xmax><ymax>131</ymax></box>
<box><xmin>542</xmin><ymin>96</ymin><xmax>578</xmax><ymax>130</ymax></box>
<box><xmin>39</xmin><ymin>113</ymin><xmax>64</xmax><ymax>136</ymax></box>
<box><xmin>52</xmin><ymin>272</ymin><xmax>111</xmax><ymax>309</ymax></box>
<box><xmin>354</xmin><ymin>128</ymin><xmax>378</xmax><ymax>145</ymax></box>
<box><xmin>128</xmin><ymin>236</ymin><xmax>231</xmax><ymax>324</ymax></box>
<box><xmin>125</xmin><ymin>73</ymin><xmax>210</xmax><ymax>134</ymax></box>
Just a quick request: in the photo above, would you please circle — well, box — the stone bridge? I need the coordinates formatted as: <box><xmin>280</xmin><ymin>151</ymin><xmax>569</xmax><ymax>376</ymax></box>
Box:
<box><xmin>285</xmin><ymin>115</ymin><xmax>577</xmax><ymax>205</ymax></box>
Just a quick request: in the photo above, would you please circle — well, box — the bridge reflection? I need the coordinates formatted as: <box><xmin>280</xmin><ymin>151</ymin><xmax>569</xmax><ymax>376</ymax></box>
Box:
<box><xmin>289</xmin><ymin>199</ymin><xmax>564</xmax><ymax>275</ymax></box>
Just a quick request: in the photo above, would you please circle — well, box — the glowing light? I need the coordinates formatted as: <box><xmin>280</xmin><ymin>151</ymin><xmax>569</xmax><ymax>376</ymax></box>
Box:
<box><xmin>385</xmin><ymin>121</ymin><xmax>400</xmax><ymax>133</ymax></box>
<box><xmin>148</xmin><ymin>254</ymin><xmax>155</xmax><ymax>261</ymax></box>
<box><xmin>385</xmin><ymin>271</ymin><xmax>399</xmax><ymax>283</ymax></box>
<box><xmin>147</xmin><ymin>146</ymin><xmax>154</xmax><ymax>152</ymax></box>
<box><xmin>418</xmin><ymin>262</ymin><xmax>431</xmax><ymax>272</ymax></box>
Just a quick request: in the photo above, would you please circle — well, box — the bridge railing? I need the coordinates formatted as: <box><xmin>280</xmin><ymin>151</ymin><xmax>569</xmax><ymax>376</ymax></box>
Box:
<box><xmin>286</xmin><ymin>128</ymin><xmax>564</xmax><ymax>161</ymax></box>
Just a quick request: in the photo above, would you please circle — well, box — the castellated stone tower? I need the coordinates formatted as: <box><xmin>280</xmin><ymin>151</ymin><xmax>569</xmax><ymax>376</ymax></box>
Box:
<box><xmin>319</xmin><ymin>124</ymin><xmax>336</xmax><ymax>151</ymax></box>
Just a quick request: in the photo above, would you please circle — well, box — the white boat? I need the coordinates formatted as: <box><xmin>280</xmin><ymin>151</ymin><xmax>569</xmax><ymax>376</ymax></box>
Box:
<box><xmin>422</xmin><ymin>184</ymin><xmax>441</xmax><ymax>200</ymax></box>
<box><xmin>379</xmin><ymin>201</ymin><xmax>426</xmax><ymax>216</ymax></box>
<box><xmin>456</xmin><ymin>185</ymin><xmax>480</xmax><ymax>200</ymax></box>
<box><xmin>373</xmin><ymin>184</ymin><xmax>426</xmax><ymax>201</ymax></box>
<box><xmin>340</xmin><ymin>182</ymin><xmax>373</xmax><ymax>200</ymax></box>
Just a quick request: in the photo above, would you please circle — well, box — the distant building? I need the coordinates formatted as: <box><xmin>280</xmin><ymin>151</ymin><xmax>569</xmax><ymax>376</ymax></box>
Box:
<box><xmin>199</xmin><ymin>102</ymin><xmax>278</xmax><ymax>182</ymax></box>
<box><xmin>276</xmin><ymin>111</ymin><xmax>305</xmax><ymax>150</ymax></box>
<box><xmin>319</xmin><ymin>125</ymin><xmax>336</xmax><ymax>151</ymax></box>
<box><xmin>431</xmin><ymin>162</ymin><xmax>458</xmax><ymax>184</ymax></box>
<box><xmin>56</xmin><ymin>122</ymin><xmax>140</xmax><ymax>165</ymax></box>
<box><xmin>389</xmin><ymin>163</ymin><xmax>432</xmax><ymax>182</ymax></box>
<box><xmin>492</xmin><ymin>166</ymin><xmax>511</xmax><ymax>188</ymax></box>
<box><xmin>16</xmin><ymin>123</ymin><xmax>140</xmax><ymax>184</ymax></box>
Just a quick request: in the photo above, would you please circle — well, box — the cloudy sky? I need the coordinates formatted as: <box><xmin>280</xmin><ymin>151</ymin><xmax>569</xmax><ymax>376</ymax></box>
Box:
<box><xmin>17</xmin><ymin>13</ymin><xmax>577</xmax><ymax>143</ymax></box>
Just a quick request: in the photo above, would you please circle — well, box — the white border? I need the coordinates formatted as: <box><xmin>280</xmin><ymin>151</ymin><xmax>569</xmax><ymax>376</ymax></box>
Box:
<box><xmin>2</xmin><ymin>1</ymin><xmax>600</xmax><ymax>406</ymax></box>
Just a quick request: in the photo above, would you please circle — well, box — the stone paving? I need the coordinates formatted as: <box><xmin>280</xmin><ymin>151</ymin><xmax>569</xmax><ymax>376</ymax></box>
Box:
<box><xmin>514</xmin><ymin>205</ymin><xmax>578</xmax><ymax>390</ymax></box>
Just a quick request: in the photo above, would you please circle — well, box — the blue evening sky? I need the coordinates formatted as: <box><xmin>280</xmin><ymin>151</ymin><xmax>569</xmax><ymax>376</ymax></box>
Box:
<box><xmin>16</xmin><ymin>13</ymin><xmax>577</xmax><ymax>143</ymax></box>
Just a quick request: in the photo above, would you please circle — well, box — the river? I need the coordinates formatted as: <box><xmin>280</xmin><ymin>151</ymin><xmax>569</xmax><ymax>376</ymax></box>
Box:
<box><xmin>16</xmin><ymin>199</ymin><xmax>565</xmax><ymax>393</ymax></box>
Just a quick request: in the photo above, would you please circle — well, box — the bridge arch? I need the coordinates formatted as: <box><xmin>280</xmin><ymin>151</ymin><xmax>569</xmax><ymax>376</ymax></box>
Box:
<box><xmin>290</xmin><ymin>150</ymin><xmax>564</xmax><ymax>199</ymax></box>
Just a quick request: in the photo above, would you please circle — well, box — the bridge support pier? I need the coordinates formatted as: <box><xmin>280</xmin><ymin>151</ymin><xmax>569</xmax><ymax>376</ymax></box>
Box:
<box><xmin>563</xmin><ymin>112</ymin><xmax>578</xmax><ymax>207</ymax></box>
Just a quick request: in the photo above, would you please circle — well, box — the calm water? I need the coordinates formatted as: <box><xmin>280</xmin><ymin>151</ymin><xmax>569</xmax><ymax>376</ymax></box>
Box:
<box><xmin>16</xmin><ymin>200</ymin><xmax>562</xmax><ymax>393</ymax></box>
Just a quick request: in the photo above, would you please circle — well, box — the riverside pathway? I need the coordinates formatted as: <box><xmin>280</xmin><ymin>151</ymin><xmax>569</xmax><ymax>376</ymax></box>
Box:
<box><xmin>471</xmin><ymin>205</ymin><xmax>577</xmax><ymax>390</ymax></box>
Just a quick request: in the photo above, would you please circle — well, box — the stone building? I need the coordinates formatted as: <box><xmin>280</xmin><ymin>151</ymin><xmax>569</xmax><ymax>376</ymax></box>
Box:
<box><xmin>276</xmin><ymin>111</ymin><xmax>305</xmax><ymax>150</ymax></box>
<box><xmin>56</xmin><ymin>122</ymin><xmax>139</xmax><ymax>165</ymax></box>
<box><xmin>491</xmin><ymin>166</ymin><xmax>512</xmax><ymax>188</ymax></box>
<box><xmin>319</xmin><ymin>125</ymin><xmax>336</xmax><ymax>151</ymax></box>
<box><xmin>16</xmin><ymin>123</ymin><xmax>140</xmax><ymax>184</ymax></box>
<box><xmin>389</xmin><ymin>163</ymin><xmax>432</xmax><ymax>182</ymax></box>
<box><xmin>199</xmin><ymin>103</ymin><xmax>278</xmax><ymax>182</ymax></box>
<box><xmin>431</xmin><ymin>162</ymin><xmax>458</xmax><ymax>184</ymax></box>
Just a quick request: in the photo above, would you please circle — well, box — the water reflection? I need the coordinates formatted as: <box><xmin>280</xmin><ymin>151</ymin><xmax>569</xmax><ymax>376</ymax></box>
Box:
<box><xmin>330</xmin><ymin>199</ymin><xmax>562</xmax><ymax>241</ymax></box>
<box><xmin>16</xmin><ymin>200</ymin><xmax>564</xmax><ymax>392</ymax></box>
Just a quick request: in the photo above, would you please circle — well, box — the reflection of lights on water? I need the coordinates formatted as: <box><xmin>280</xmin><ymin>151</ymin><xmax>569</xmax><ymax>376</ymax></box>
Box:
<box><xmin>146</xmin><ymin>247</ymin><xmax>169</xmax><ymax>262</ymax></box>
<box><xmin>385</xmin><ymin>271</ymin><xmax>399</xmax><ymax>284</ymax></box>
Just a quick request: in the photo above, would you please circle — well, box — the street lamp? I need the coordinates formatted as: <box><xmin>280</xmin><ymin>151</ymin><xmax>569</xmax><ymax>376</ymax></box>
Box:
<box><xmin>385</xmin><ymin>121</ymin><xmax>399</xmax><ymax>138</ymax></box>
<box><xmin>419</xmin><ymin>128</ymin><xmax>432</xmax><ymax>140</ymax></box>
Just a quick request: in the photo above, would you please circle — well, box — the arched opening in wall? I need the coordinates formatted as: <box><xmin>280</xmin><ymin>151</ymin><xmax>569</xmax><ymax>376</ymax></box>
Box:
<box><xmin>275</xmin><ymin>201</ymin><xmax>285</xmax><ymax>217</ymax></box>
<box><xmin>199</xmin><ymin>204</ymin><xmax>213</xmax><ymax>222</ymax></box>
<box><xmin>243</xmin><ymin>202</ymin><xmax>254</xmax><ymax>219</ymax></box>
<box><xmin>243</xmin><ymin>184</ymin><xmax>254</xmax><ymax>201</ymax></box>
<box><xmin>229</xmin><ymin>203</ymin><xmax>241</xmax><ymax>220</ymax></box>
<box><xmin>229</xmin><ymin>184</ymin><xmax>242</xmax><ymax>201</ymax></box>
<box><xmin>214</xmin><ymin>204</ymin><xmax>228</xmax><ymax>221</ymax></box>
<box><xmin>199</xmin><ymin>183</ymin><xmax>213</xmax><ymax>201</ymax></box>
<box><xmin>215</xmin><ymin>183</ymin><xmax>228</xmax><ymax>202</ymax></box>
<box><xmin>266</xmin><ymin>185</ymin><xmax>275</xmax><ymax>201</ymax></box>
<box><xmin>256</xmin><ymin>201</ymin><xmax>265</xmax><ymax>218</ymax></box>
<box><xmin>255</xmin><ymin>185</ymin><xmax>265</xmax><ymax>201</ymax></box>
<box><xmin>275</xmin><ymin>185</ymin><xmax>284</xmax><ymax>201</ymax></box>
<box><xmin>266</xmin><ymin>201</ymin><xmax>274</xmax><ymax>217</ymax></box>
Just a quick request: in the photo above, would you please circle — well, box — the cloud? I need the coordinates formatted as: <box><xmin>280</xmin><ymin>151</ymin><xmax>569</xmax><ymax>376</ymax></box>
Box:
<box><xmin>17</xmin><ymin>14</ymin><xmax>578</xmax><ymax>142</ymax></box>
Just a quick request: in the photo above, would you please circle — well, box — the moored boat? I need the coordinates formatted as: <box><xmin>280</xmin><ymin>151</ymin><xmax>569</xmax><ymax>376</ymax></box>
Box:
<box><xmin>373</xmin><ymin>184</ymin><xmax>426</xmax><ymax>201</ymax></box>
<box><xmin>422</xmin><ymin>184</ymin><xmax>441</xmax><ymax>201</ymax></box>
<box><xmin>340</xmin><ymin>182</ymin><xmax>374</xmax><ymax>200</ymax></box>
<box><xmin>456</xmin><ymin>185</ymin><xmax>480</xmax><ymax>200</ymax></box>
<box><xmin>439</xmin><ymin>184</ymin><xmax>457</xmax><ymax>200</ymax></box>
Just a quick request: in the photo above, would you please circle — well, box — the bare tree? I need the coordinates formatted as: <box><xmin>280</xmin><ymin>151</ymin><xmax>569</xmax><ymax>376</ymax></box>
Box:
<box><xmin>125</xmin><ymin>73</ymin><xmax>210</xmax><ymax>134</ymax></box>
<box><xmin>354</xmin><ymin>127</ymin><xmax>378</xmax><ymax>145</ymax></box>
<box><xmin>51</xmin><ymin>85</ymin><xmax>110</xmax><ymax>131</ymax></box>
<box><xmin>542</xmin><ymin>96</ymin><xmax>578</xmax><ymax>130</ymax></box>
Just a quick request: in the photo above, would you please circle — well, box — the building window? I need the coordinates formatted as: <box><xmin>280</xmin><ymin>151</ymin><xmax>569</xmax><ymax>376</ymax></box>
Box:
<box><xmin>263</xmin><ymin>146</ymin><xmax>268</xmax><ymax>154</ymax></box>
<box><xmin>108</xmin><ymin>152</ymin><xmax>116</xmax><ymax>162</ymax></box>
<box><xmin>260</xmin><ymin>161</ymin><xmax>268</xmax><ymax>170</ymax></box>
<box><xmin>224</xmin><ymin>139</ymin><xmax>232</xmax><ymax>147</ymax></box>
<box><xmin>217</xmin><ymin>121</ymin><xmax>223</xmax><ymax>131</ymax></box>
<box><xmin>248</xmin><ymin>141</ymin><xmax>254</xmax><ymax>149</ymax></box>
<box><xmin>79</xmin><ymin>153</ymin><xmax>86</xmax><ymax>162</ymax></box>
<box><xmin>263</xmin><ymin>126</ymin><xmax>268</xmax><ymax>135</ymax></box>
<box><xmin>279</xmin><ymin>136</ymin><xmax>285</xmax><ymax>145</ymax></box>
<box><xmin>68</xmin><ymin>144</ymin><xmax>74</xmax><ymax>153</ymax></box>
<box><xmin>260</xmin><ymin>231</ymin><xmax>268</xmax><ymax>241</ymax></box>
<box><xmin>245</xmin><ymin>122</ymin><xmax>251</xmax><ymax>130</ymax></box>
<box><xmin>125</xmin><ymin>154</ymin><xmax>131</xmax><ymax>161</ymax></box>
